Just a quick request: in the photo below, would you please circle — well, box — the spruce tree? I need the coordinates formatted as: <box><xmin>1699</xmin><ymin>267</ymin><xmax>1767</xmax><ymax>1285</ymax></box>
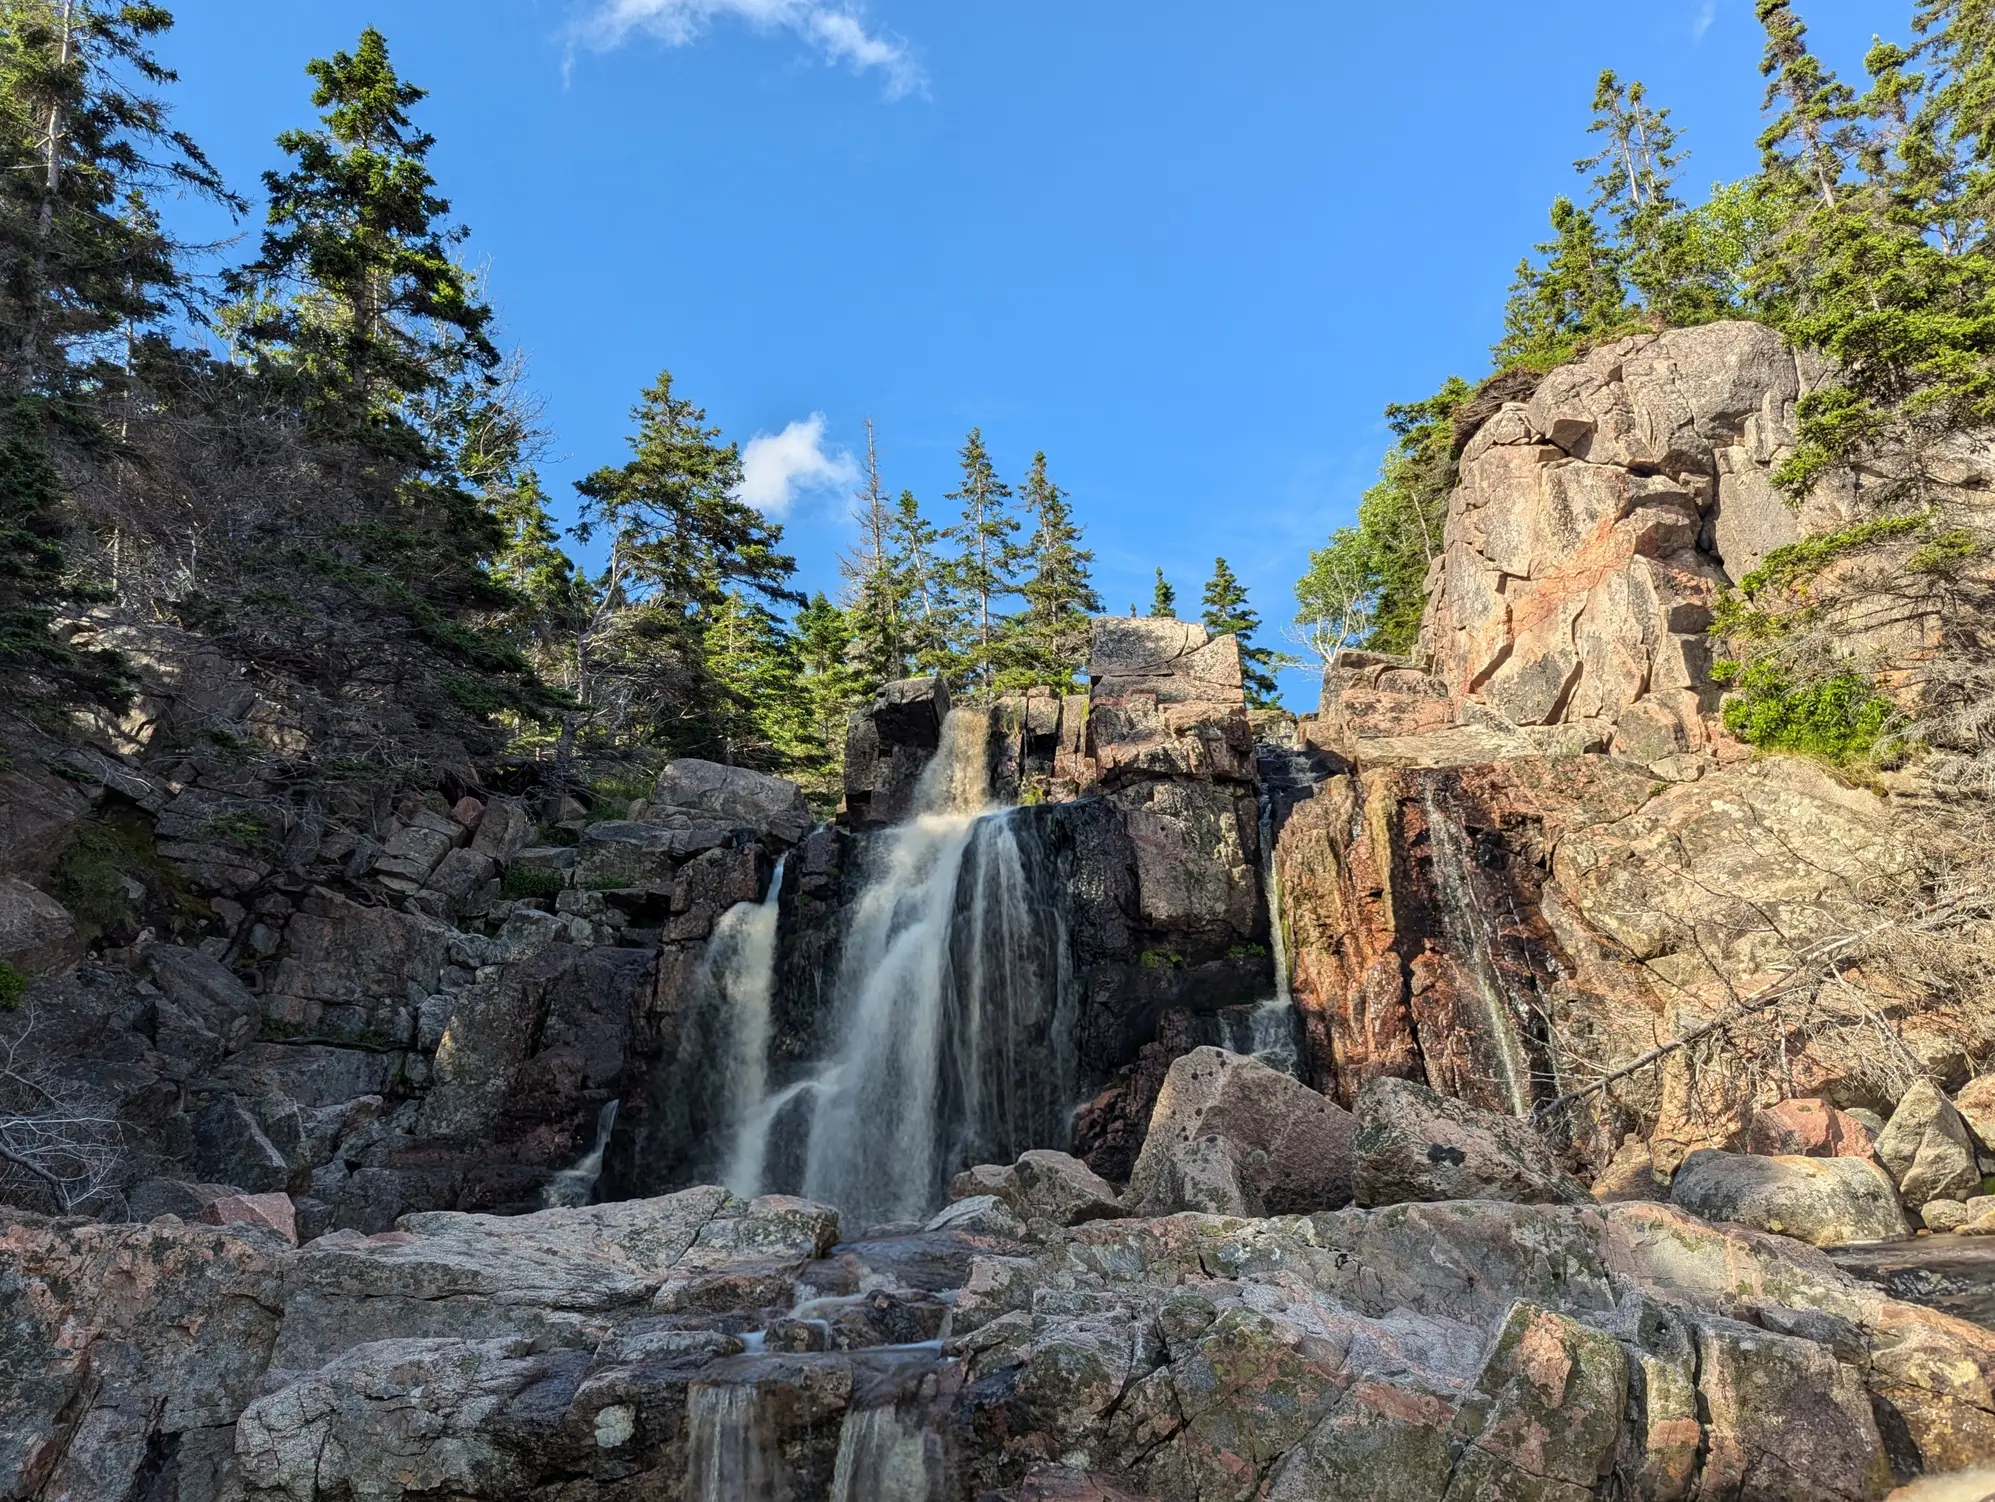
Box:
<box><xmin>0</xmin><ymin>1</ymin><xmax>233</xmax><ymax>707</ymax></box>
<box><xmin>1149</xmin><ymin>568</ymin><xmax>1177</xmax><ymax>619</ymax></box>
<box><xmin>227</xmin><ymin>28</ymin><xmax>497</xmax><ymax>448</ymax></box>
<box><xmin>942</xmin><ymin>427</ymin><xmax>1021</xmax><ymax>698</ymax></box>
<box><xmin>571</xmin><ymin>372</ymin><xmax>799</xmax><ymax>761</ymax></box>
<box><xmin>892</xmin><ymin>489</ymin><xmax>955</xmax><ymax>678</ymax></box>
<box><xmin>1200</xmin><ymin>557</ymin><xmax>1281</xmax><ymax>706</ymax></box>
<box><xmin>840</xmin><ymin>418</ymin><xmax>907</xmax><ymax>688</ymax></box>
<box><xmin>1755</xmin><ymin>0</ymin><xmax>1860</xmax><ymax>209</ymax></box>
<box><xmin>1003</xmin><ymin>451</ymin><xmax>1101</xmax><ymax>692</ymax></box>
<box><xmin>1494</xmin><ymin>196</ymin><xmax>1633</xmax><ymax>367</ymax></box>
<box><xmin>791</xmin><ymin>592</ymin><xmax>864</xmax><ymax>790</ymax></box>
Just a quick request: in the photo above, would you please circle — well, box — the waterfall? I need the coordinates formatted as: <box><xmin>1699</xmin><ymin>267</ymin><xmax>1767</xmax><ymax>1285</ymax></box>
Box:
<box><xmin>1244</xmin><ymin>744</ymin><xmax>1305</xmax><ymax>1075</ymax></box>
<box><xmin>685</xmin><ymin>1383</ymin><xmax>780</xmax><ymax>1502</ymax></box>
<box><xmin>1420</xmin><ymin>783</ymin><xmax>1532</xmax><ymax>1115</ymax></box>
<box><xmin>829</xmin><ymin>1405</ymin><xmax>944</xmax><ymax>1502</ymax></box>
<box><xmin>718</xmin><ymin>856</ymin><xmax>788</xmax><ymax>1197</ymax></box>
<box><xmin>542</xmin><ymin>1098</ymin><xmax>619</xmax><ymax>1208</ymax></box>
<box><xmin>796</xmin><ymin>709</ymin><xmax>1074</xmax><ymax>1229</ymax></box>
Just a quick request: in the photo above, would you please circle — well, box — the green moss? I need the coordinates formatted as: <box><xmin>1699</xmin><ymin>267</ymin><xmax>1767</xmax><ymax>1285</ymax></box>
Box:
<box><xmin>0</xmin><ymin>962</ymin><xmax>25</xmax><ymax>1010</ymax></box>
<box><xmin>199</xmin><ymin>810</ymin><xmax>273</xmax><ymax>850</ymax></box>
<box><xmin>49</xmin><ymin>808</ymin><xmax>203</xmax><ymax>945</ymax></box>
<box><xmin>1138</xmin><ymin>949</ymin><xmax>1185</xmax><ymax>970</ymax></box>
<box><xmin>1226</xmin><ymin>943</ymin><xmax>1269</xmax><ymax>960</ymax></box>
<box><xmin>1719</xmin><ymin>662</ymin><xmax>1894</xmax><ymax>764</ymax></box>
<box><xmin>502</xmin><ymin>866</ymin><xmax>567</xmax><ymax>901</ymax></box>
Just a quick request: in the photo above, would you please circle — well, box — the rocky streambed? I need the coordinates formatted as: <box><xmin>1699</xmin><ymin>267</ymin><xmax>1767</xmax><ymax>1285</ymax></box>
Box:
<box><xmin>8</xmin><ymin>1058</ymin><xmax>1995</xmax><ymax>1501</ymax></box>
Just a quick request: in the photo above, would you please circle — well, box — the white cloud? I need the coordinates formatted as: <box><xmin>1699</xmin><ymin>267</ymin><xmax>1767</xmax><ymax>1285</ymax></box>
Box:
<box><xmin>573</xmin><ymin>0</ymin><xmax>924</xmax><ymax>98</ymax></box>
<box><xmin>1692</xmin><ymin>1</ymin><xmax>1717</xmax><ymax>40</ymax></box>
<box><xmin>737</xmin><ymin>414</ymin><xmax>858</xmax><ymax>513</ymax></box>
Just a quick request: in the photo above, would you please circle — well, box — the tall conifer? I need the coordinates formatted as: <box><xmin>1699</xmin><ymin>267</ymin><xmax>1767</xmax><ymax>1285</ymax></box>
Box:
<box><xmin>1149</xmin><ymin>568</ymin><xmax>1177</xmax><ymax>619</ymax></box>
<box><xmin>943</xmin><ymin>427</ymin><xmax>1021</xmax><ymax>698</ymax></box>
<box><xmin>1004</xmin><ymin>451</ymin><xmax>1100</xmax><ymax>691</ymax></box>
<box><xmin>1201</xmin><ymin>557</ymin><xmax>1282</xmax><ymax>706</ymax></box>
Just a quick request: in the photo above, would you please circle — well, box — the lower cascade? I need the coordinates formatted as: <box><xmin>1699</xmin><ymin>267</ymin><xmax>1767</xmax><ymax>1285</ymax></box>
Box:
<box><xmin>790</xmin><ymin>709</ymin><xmax>1074</xmax><ymax>1228</ymax></box>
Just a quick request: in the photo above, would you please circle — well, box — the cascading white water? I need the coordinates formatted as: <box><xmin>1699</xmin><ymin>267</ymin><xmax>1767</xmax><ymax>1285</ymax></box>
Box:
<box><xmin>1420</xmin><ymin>783</ymin><xmax>1532</xmax><ymax>1115</ymax></box>
<box><xmin>542</xmin><ymin>1098</ymin><xmax>619</xmax><ymax>1208</ymax></box>
<box><xmin>685</xmin><ymin>1383</ymin><xmax>779</xmax><ymax>1502</ymax></box>
<box><xmin>1243</xmin><ymin>748</ymin><xmax>1303</xmax><ymax>1074</ymax></box>
<box><xmin>717</xmin><ymin>856</ymin><xmax>787</xmax><ymax>1197</ymax></box>
<box><xmin>797</xmin><ymin>709</ymin><xmax>1073</xmax><ymax>1229</ymax></box>
<box><xmin>829</xmin><ymin>1405</ymin><xmax>944</xmax><ymax>1502</ymax></box>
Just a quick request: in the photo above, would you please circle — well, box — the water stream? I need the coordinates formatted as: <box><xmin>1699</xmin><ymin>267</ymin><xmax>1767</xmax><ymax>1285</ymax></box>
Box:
<box><xmin>542</xmin><ymin>1098</ymin><xmax>619</xmax><ymax>1208</ymax></box>
<box><xmin>796</xmin><ymin>709</ymin><xmax>1074</xmax><ymax>1229</ymax></box>
<box><xmin>1420</xmin><ymin>782</ymin><xmax>1532</xmax><ymax>1115</ymax></box>
<box><xmin>717</xmin><ymin>855</ymin><xmax>787</xmax><ymax>1197</ymax></box>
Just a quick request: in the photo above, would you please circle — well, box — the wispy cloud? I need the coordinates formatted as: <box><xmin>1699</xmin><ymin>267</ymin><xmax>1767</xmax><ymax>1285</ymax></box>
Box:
<box><xmin>572</xmin><ymin>0</ymin><xmax>924</xmax><ymax>98</ymax></box>
<box><xmin>1692</xmin><ymin>1</ymin><xmax>1717</xmax><ymax>40</ymax></box>
<box><xmin>737</xmin><ymin>414</ymin><xmax>858</xmax><ymax>513</ymax></box>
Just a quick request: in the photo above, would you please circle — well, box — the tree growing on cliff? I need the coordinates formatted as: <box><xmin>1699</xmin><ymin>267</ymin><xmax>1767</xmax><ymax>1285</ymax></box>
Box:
<box><xmin>892</xmin><ymin>488</ymin><xmax>956</xmax><ymax>679</ymax></box>
<box><xmin>570</xmin><ymin>371</ymin><xmax>799</xmax><ymax>765</ymax></box>
<box><xmin>840</xmin><ymin>419</ymin><xmax>909</xmax><ymax>689</ymax></box>
<box><xmin>0</xmin><ymin>0</ymin><xmax>235</xmax><ymax>708</ymax></box>
<box><xmin>1294</xmin><ymin>379</ymin><xmax>1468</xmax><ymax>660</ymax></box>
<box><xmin>943</xmin><ymin>427</ymin><xmax>1022</xmax><ymax>698</ymax></box>
<box><xmin>1149</xmin><ymin>568</ymin><xmax>1177</xmax><ymax>618</ymax></box>
<box><xmin>1200</xmin><ymin>558</ymin><xmax>1284</xmax><ymax>706</ymax></box>
<box><xmin>1002</xmin><ymin>451</ymin><xmax>1101</xmax><ymax>692</ymax></box>
<box><xmin>1494</xmin><ymin>196</ymin><xmax>1636</xmax><ymax>368</ymax></box>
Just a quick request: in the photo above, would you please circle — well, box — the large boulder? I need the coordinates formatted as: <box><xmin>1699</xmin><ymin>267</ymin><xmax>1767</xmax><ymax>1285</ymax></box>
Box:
<box><xmin>144</xmin><ymin>942</ymin><xmax>261</xmax><ymax>1054</ymax></box>
<box><xmin>0</xmin><ymin>875</ymin><xmax>80</xmax><ymax>973</ymax></box>
<box><xmin>1669</xmin><ymin>1150</ymin><xmax>1910</xmax><ymax>1246</ymax></box>
<box><xmin>1353</xmin><ymin>1076</ymin><xmax>1590</xmax><ymax>1207</ymax></box>
<box><xmin>1084</xmin><ymin>618</ymin><xmax>1255</xmax><ymax>786</ymax></box>
<box><xmin>949</xmin><ymin>1150</ymin><xmax>1124</xmax><ymax>1228</ymax></box>
<box><xmin>648</xmin><ymin>758</ymin><xmax>811</xmax><ymax>846</ymax></box>
<box><xmin>1877</xmin><ymin>1080</ymin><xmax>1985</xmax><ymax>1209</ymax></box>
<box><xmin>1955</xmin><ymin>1073</ymin><xmax>1995</xmax><ymax>1156</ymax></box>
<box><xmin>1746</xmin><ymin>1096</ymin><xmax>1882</xmax><ymax>1163</ymax></box>
<box><xmin>1125</xmin><ymin>1047</ymin><xmax>1356</xmax><ymax>1217</ymax></box>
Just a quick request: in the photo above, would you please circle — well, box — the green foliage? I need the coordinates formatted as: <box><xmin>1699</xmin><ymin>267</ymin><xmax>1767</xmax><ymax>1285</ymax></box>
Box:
<box><xmin>1295</xmin><ymin>378</ymin><xmax>1469</xmax><ymax>658</ymax></box>
<box><xmin>1149</xmin><ymin>568</ymin><xmax>1177</xmax><ymax>619</ymax></box>
<box><xmin>500</xmin><ymin>865</ymin><xmax>566</xmax><ymax>901</ymax></box>
<box><xmin>1002</xmin><ymin>451</ymin><xmax>1101</xmax><ymax>693</ymax></box>
<box><xmin>0</xmin><ymin>961</ymin><xmax>24</xmax><ymax>1011</ymax></box>
<box><xmin>1495</xmin><ymin>196</ymin><xmax>1642</xmax><ymax>368</ymax></box>
<box><xmin>1908</xmin><ymin>527</ymin><xmax>1986</xmax><ymax>574</ymax></box>
<box><xmin>1200</xmin><ymin>557</ymin><xmax>1284</xmax><ymax>706</ymax></box>
<box><xmin>49</xmin><ymin>807</ymin><xmax>199</xmax><ymax>945</ymax></box>
<box><xmin>943</xmin><ymin>428</ymin><xmax>1023</xmax><ymax>699</ymax></box>
<box><xmin>1737</xmin><ymin>514</ymin><xmax>1934</xmax><ymax>594</ymax></box>
<box><xmin>1718</xmin><ymin>660</ymin><xmax>1895</xmax><ymax>762</ymax></box>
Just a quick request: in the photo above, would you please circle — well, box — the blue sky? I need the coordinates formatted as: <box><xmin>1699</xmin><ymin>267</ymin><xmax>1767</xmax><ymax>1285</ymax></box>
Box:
<box><xmin>155</xmin><ymin>0</ymin><xmax>1887</xmax><ymax>710</ymax></box>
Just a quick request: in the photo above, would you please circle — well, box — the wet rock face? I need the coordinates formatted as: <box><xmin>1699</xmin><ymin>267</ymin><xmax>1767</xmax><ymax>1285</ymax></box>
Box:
<box><xmin>842</xmin><ymin>674</ymin><xmax>951</xmax><ymax>829</ymax></box>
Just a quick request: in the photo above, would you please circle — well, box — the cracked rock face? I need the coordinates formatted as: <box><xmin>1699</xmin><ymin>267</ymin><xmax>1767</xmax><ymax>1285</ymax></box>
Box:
<box><xmin>1421</xmin><ymin>322</ymin><xmax>1845</xmax><ymax>761</ymax></box>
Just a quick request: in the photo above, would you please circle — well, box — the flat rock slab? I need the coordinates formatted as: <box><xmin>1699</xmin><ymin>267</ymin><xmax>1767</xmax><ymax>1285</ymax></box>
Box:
<box><xmin>1828</xmin><ymin>1237</ymin><xmax>1995</xmax><ymax>1331</ymax></box>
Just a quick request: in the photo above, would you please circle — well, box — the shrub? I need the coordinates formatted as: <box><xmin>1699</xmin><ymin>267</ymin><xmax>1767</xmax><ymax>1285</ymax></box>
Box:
<box><xmin>1718</xmin><ymin>661</ymin><xmax>1894</xmax><ymax>764</ymax></box>
<box><xmin>0</xmin><ymin>962</ymin><xmax>25</xmax><ymax>1010</ymax></box>
<box><xmin>502</xmin><ymin>865</ymin><xmax>567</xmax><ymax>901</ymax></box>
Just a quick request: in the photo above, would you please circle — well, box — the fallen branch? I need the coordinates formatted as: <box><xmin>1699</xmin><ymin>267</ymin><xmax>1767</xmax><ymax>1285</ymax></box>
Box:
<box><xmin>1532</xmin><ymin>890</ymin><xmax>1989</xmax><ymax>1124</ymax></box>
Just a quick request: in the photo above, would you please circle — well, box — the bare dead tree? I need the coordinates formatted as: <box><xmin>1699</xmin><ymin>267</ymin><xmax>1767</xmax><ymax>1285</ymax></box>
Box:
<box><xmin>0</xmin><ymin>1008</ymin><xmax>126</xmax><ymax>1213</ymax></box>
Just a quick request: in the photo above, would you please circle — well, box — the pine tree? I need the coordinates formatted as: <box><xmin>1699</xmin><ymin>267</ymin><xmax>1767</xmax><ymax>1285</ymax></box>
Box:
<box><xmin>1149</xmin><ymin>568</ymin><xmax>1177</xmax><ymax>619</ymax></box>
<box><xmin>840</xmin><ymin>418</ymin><xmax>907</xmax><ymax>688</ymax></box>
<box><xmin>892</xmin><ymin>489</ymin><xmax>955</xmax><ymax>678</ymax></box>
<box><xmin>490</xmin><ymin>468</ymin><xmax>585</xmax><ymax>659</ymax></box>
<box><xmin>1201</xmin><ymin>557</ymin><xmax>1282</xmax><ymax>706</ymax></box>
<box><xmin>1755</xmin><ymin>0</ymin><xmax>1861</xmax><ymax>209</ymax></box>
<box><xmin>1495</xmin><ymin>196</ymin><xmax>1633</xmax><ymax>367</ymax></box>
<box><xmin>942</xmin><ymin>427</ymin><xmax>1021</xmax><ymax>698</ymax></box>
<box><xmin>1576</xmin><ymin>71</ymin><xmax>1720</xmax><ymax>323</ymax></box>
<box><xmin>226</xmin><ymin>28</ymin><xmax>497</xmax><ymax>450</ymax></box>
<box><xmin>0</xmin><ymin>1</ymin><xmax>234</xmax><ymax>706</ymax></box>
<box><xmin>1002</xmin><ymin>451</ymin><xmax>1101</xmax><ymax>692</ymax></box>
